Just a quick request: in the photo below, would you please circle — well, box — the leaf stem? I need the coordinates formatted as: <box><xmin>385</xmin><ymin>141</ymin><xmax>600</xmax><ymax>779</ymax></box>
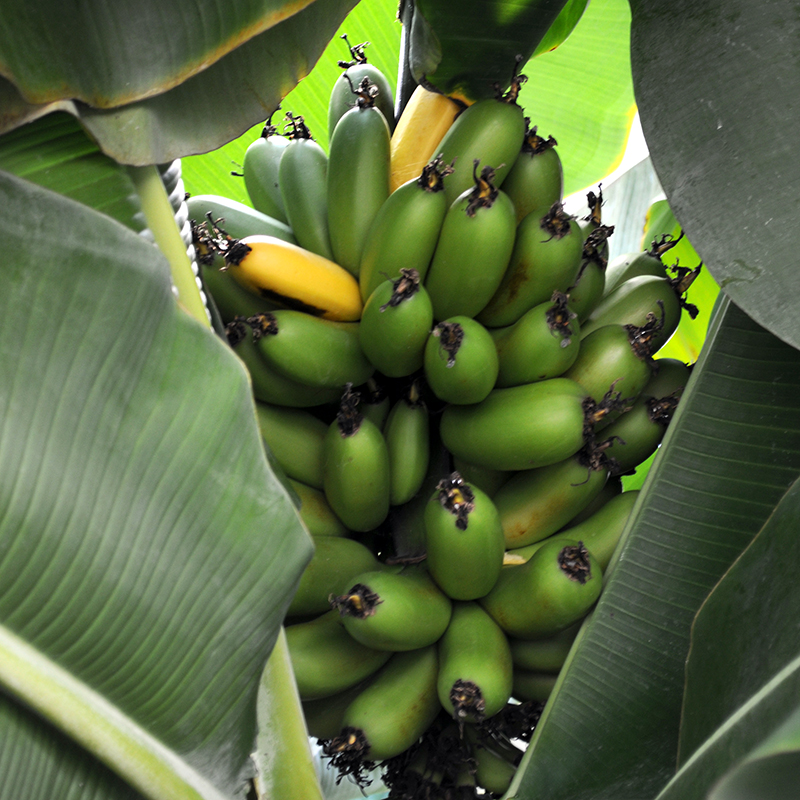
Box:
<box><xmin>255</xmin><ymin>627</ymin><xmax>324</xmax><ymax>800</ymax></box>
<box><xmin>127</xmin><ymin>164</ymin><xmax>210</xmax><ymax>328</ymax></box>
<box><xmin>0</xmin><ymin>623</ymin><xmax>229</xmax><ymax>800</ymax></box>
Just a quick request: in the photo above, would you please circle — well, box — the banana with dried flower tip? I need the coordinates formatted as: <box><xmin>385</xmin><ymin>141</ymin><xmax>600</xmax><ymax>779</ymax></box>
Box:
<box><xmin>322</xmin><ymin>384</ymin><xmax>391</xmax><ymax>533</ymax></box>
<box><xmin>359</xmin><ymin>156</ymin><xmax>452</xmax><ymax>302</ymax></box>
<box><xmin>278</xmin><ymin>112</ymin><xmax>334</xmax><ymax>261</ymax></box>
<box><xmin>328</xmin><ymin>35</ymin><xmax>395</xmax><ymax>140</ymax></box>
<box><xmin>327</xmin><ymin>74</ymin><xmax>391</xmax><ymax>275</ymax></box>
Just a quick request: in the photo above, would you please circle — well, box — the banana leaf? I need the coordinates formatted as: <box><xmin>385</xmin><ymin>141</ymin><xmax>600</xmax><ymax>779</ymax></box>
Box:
<box><xmin>0</xmin><ymin>168</ymin><xmax>312</xmax><ymax>799</ymax></box>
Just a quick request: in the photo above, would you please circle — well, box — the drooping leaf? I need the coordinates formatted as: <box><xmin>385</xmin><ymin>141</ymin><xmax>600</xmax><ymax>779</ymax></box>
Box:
<box><xmin>510</xmin><ymin>296</ymin><xmax>800</xmax><ymax>800</ymax></box>
<box><xmin>405</xmin><ymin>0</ymin><xmax>571</xmax><ymax>102</ymax></box>
<box><xmin>1</xmin><ymin>0</ymin><xmax>358</xmax><ymax>165</ymax></box>
<box><xmin>0</xmin><ymin>169</ymin><xmax>312</xmax><ymax>798</ymax></box>
<box><xmin>0</xmin><ymin>0</ymin><xmax>320</xmax><ymax>108</ymax></box>
<box><xmin>629</xmin><ymin>0</ymin><xmax>800</xmax><ymax>350</ymax></box>
<box><xmin>532</xmin><ymin>0</ymin><xmax>591</xmax><ymax>56</ymax></box>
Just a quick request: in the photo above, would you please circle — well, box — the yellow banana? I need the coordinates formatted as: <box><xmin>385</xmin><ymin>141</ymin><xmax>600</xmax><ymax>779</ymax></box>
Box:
<box><xmin>389</xmin><ymin>85</ymin><xmax>463</xmax><ymax>193</ymax></box>
<box><xmin>223</xmin><ymin>234</ymin><xmax>363</xmax><ymax>322</ymax></box>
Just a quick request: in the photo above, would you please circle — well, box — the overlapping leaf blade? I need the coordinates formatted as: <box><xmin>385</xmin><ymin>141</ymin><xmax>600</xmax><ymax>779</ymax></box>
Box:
<box><xmin>0</xmin><ymin>0</ymin><xmax>317</xmax><ymax>108</ymax></box>
<box><xmin>0</xmin><ymin>170</ymin><xmax>312</xmax><ymax>798</ymax></box>
<box><xmin>647</xmin><ymin>474</ymin><xmax>800</xmax><ymax>798</ymax></box>
<box><xmin>509</xmin><ymin>297</ymin><xmax>800</xmax><ymax>800</ymax></box>
<box><xmin>630</xmin><ymin>0</ymin><xmax>800</xmax><ymax>350</ymax></box>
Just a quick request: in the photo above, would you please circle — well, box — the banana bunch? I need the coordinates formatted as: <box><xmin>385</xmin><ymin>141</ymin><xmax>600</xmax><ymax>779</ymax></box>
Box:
<box><xmin>189</xmin><ymin>41</ymin><xmax>699</xmax><ymax>798</ymax></box>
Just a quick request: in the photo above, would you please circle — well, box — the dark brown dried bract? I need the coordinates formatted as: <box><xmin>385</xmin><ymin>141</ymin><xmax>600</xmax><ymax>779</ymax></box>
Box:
<box><xmin>329</xmin><ymin>583</ymin><xmax>383</xmax><ymax>618</ymax></box>
<box><xmin>558</xmin><ymin>541</ymin><xmax>593</xmax><ymax>584</ymax></box>
<box><xmin>449</xmin><ymin>678</ymin><xmax>486</xmax><ymax>721</ymax></box>
<box><xmin>432</xmin><ymin>322</ymin><xmax>464</xmax><ymax>368</ymax></box>
<box><xmin>436</xmin><ymin>472</ymin><xmax>475</xmax><ymax>531</ymax></box>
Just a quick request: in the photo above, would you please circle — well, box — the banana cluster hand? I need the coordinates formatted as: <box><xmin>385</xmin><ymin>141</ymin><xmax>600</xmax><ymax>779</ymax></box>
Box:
<box><xmin>189</xmin><ymin>44</ymin><xmax>698</xmax><ymax>798</ymax></box>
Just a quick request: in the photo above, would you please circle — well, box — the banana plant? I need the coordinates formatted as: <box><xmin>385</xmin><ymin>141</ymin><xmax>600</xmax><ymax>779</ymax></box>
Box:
<box><xmin>0</xmin><ymin>0</ymin><xmax>798</xmax><ymax>799</ymax></box>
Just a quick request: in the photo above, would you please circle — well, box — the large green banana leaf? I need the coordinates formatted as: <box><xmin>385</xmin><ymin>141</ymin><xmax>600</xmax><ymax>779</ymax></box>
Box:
<box><xmin>0</xmin><ymin>0</ymin><xmax>358</xmax><ymax>165</ymax></box>
<box><xmin>0</xmin><ymin>168</ymin><xmax>312</xmax><ymax>799</ymax></box>
<box><xmin>629</xmin><ymin>0</ymin><xmax>800</xmax><ymax>352</ymax></box>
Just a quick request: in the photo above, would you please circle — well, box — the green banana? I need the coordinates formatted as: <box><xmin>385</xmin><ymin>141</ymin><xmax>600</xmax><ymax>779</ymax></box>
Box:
<box><xmin>323</xmin><ymin>645</ymin><xmax>440</xmax><ymax>763</ymax></box>
<box><xmin>286</xmin><ymin>610</ymin><xmax>392</xmax><ymax>700</ymax></box>
<box><xmin>423</xmin><ymin>316</ymin><xmax>499</xmax><ymax>405</ymax></box>
<box><xmin>241</xmin><ymin>117</ymin><xmax>290</xmax><ymax>223</ymax></box>
<box><xmin>602</xmin><ymin>358</ymin><xmax>691</xmax><ymax>473</ymax></box>
<box><xmin>508</xmin><ymin>622</ymin><xmax>580</xmax><ymax>672</ymax></box>
<box><xmin>506</xmin><ymin>490</ymin><xmax>640</xmax><ymax>574</ymax></box>
<box><xmin>436</xmin><ymin>601</ymin><xmax>513</xmax><ymax>721</ymax></box>
<box><xmin>569</xmin><ymin>205</ymin><xmax>615</xmax><ymax>322</ymax></box>
<box><xmin>253</xmin><ymin>310</ymin><xmax>374</xmax><ymax>390</ymax></box>
<box><xmin>225</xmin><ymin>318</ymin><xmax>341</xmax><ymax>408</ymax></box>
<box><xmin>322</xmin><ymin>385</ymin><xmax>390</xmax><ymax>533</ymax></box>
<box><xmin>477</xmin><ymin>202</ymin><xmax>584</xmax><ymax>328</ymax></box>
<box><xmin>287</xmin><ymin>480</ymin><xmax>349</xmax><ymax>538</ymax></box>
<box><xmin>439</xmin><ymin>377</ymin><xmax>589</xmax><ymax>471</ymax></box>
<box><xmin>493</xmin><ymin>453</ymin><xmax>610</xmax><ymax>549</ymax></box>
<box><xmin>424</xmin><ymin>163</ymin><xmax>517</xmax><ymax>321</ymax></box>
<box><xmin>450</xmin><ymin>458</ymin><xmax>513</xmax><ymax>499</ymax></box>
<box><xmin>511</xmin><ymin>669</ymin><xmax>559</xmax><ymax>703</ymax></box>
<box><xmin>303</xmin><ymin>681</ymin><xmax>366</xmax><ymax>741</ymax></box>
<box><xmin>358</xmin><ymin>269</ymin><xmax>434</xmax><ymax>379</ymax></box>
<box><xmin>327</xmin><ymin>76</ymin><xmax>391</xmax><ymax>275</ymax></box>
<box><xmin>358</xmin><ymin>377</ymin><xmax>391</xmax><ymax>431</ymax></box>
<box><xmin>255</xmin><ymin>401</ymin><xmax>327</xmax><ymax>490</ymax></box>
<box><xmin>603</xmin><ymin>232</ymin><xmax>683</xmax><ymax>296</ymax></box>
<box><xmin>434</xmin><ymin>74</ymin><xmax>527</xmax><ymax>205</ymax></box>
<box><xmin>278</xmin><ymin>113</ymin><xmax>334</xmax><ymax>261</ymax></box>
<box><xmin>490</xmin><ymin>291</ymin><xmax>581</xmax><ymax>388</ymax></box>
<box><xmin>359</xmin><ymin>157</ymin><xmax>452</xmax><ymax>303</ymax></box>
<box><xmin>580</xmin><ymin>265</ymin><xmax>702</xmax><ymax>351</ymax></box>
<box><xmin>463</xmin><ymin>725</ymin><xmax>519</xmax><ymax>796</ymax></box>
<box><xmin>480</xmin><ymin>539</ymin><xmax>603</xmax><ymax>640</ymax></box>
<box><xmin>563</xmin><ymin>321</ymin><xmax>657</xmax><ymax>410</ymax></box>
<box><xmin>384</xmin><ymin>381</ymin><xmax>430</xmax><ymax>506</ymax></box>
<box><xmin>501</xmin><ymin>121</ymin><xmax>563</xmax><ymax>224</ymax></box>
<box><xmin>286</xmin><ymin>535</ymin><xmax>382</xmax><ymax>618</ymax></box>
<box><xmin>187</xmin><ymin>194</ymin><xmax>295</xmax><ymax>244</ymax></box>
<box><xmin>330</xmin><ymin>566</ymin><xmax>453</xmax><ymax>652</ymax></box>
<box><xmin>328</xmin><ymin>35</ymin><xmax>395</xmax><ymax>140</ymax></box>
<box><xmin>423</xmin><ymin>472</ymin><xmax>505</xmax><ymax>601</ymax></box>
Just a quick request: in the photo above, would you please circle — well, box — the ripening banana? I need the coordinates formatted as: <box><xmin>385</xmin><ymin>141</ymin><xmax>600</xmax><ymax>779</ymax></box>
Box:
<box><xmin>222</xmin><ymin>234</ymin><xmax>363</xmax><ymax>322</ymax></box>
<box><xmin>389</xmin><ymin>85</ymin><xmax>462</xmax><ymax>192</ymax></box>
<box><xmin>493</xmin><ymin>454</ymin><xmax>610</xmax><ymax>549</ymax></box>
